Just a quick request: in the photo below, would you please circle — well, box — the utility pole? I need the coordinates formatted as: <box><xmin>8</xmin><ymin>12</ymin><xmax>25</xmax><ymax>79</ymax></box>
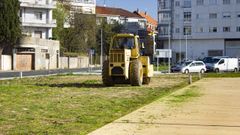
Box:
<box><xmin>168</xmin><ymin>21</ymin><xmax>171</xmax><ymax>73</ymax></box>
<box><xmin>180</xmin><ymin>36</ymin><xmax>182</xmax><ymax>63</ymax></box>
<box><xmin>185</xmin><ymin>34</ymin><xmax>188</xmax><ymax>61</ymax></box>
<box><xmin>100</xmin><ymin>28</ymin><xmax>103</xmax><ymax>70</ymax></box>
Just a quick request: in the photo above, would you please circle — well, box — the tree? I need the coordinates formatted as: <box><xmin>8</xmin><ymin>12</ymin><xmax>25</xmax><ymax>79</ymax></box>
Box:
<box><xmin>0</xmin><ymin>0</ymin><xmax>21</xmax><ymax>70</ymax></box>
<box><xmin>96</xmin><ymin>19</ymin><xmax>123</xmax><ymax>55</ymax></box>
<box><xmin>53</xmin><ymin>1</ymin><xmax>96</xmax><ymax>56</ymax></box>
<box><xmin>53</xmin><ymin>2</ymin><xmax>70</xmax><ymax>40</ymax></box>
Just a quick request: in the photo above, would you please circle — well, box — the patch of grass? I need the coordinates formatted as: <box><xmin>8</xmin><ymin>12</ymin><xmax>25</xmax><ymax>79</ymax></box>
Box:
<box><xmin>0</xmin><ymin>74</ymin><xmax>195</xmax><ymax>134</ymax></box>
<box><xmin>167</xmin><ymin>85</ymin><xmax>202</xmax><ymax>106</ymax></box>
<box><xmin>154</xmin><ymin>65</ymin><xmax>168</xmax><ymax>71</ymax></box>
<box><xmin>204</xmin><ymin>72</ymin><xmax>240</xmax><ymax>78</ymax></box>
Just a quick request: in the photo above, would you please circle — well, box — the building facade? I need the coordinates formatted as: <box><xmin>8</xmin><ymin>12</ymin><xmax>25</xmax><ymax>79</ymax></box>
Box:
<box><xmin>96</xmin><ymin>6</ymin><xmax>147</xmax><ymax>35</ymax></box>
<box><xmin>20</xmin><ymin>0</ymin><xmax>57</xmax><ymax>39</ymax></box>
<box><xmin>158</xmin><ymin>0</ymin><xmax>240</xmax><ymax>63</ymax></box>
<box><xmin>14</xmin><ymin>0</ymin><xmax>60</xmax><ymax>71</ymax></box>
<box><xmin>70</xmin><ymin>0</ymin><xmax>96</xmax><ymax>14</ymax></box>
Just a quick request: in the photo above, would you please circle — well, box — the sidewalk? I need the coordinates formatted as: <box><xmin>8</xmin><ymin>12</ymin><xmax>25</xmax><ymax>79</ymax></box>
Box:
<box><xmin>0</xmin><ymin>67</ymin><xmax>100</xmax><ymax>80</ymax></box>
<box><xmin>89</xmin><ymin>78</ymin><xmax>240</xmax><ymax>135</ymax></box>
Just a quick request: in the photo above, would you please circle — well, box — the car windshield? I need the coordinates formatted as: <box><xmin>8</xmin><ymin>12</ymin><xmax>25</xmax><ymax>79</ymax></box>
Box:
<box><xmin>203</xmin><ymin>57</ymin><xmax>213</xmax><ymax>63</ymax></box>
<box><xmin>182</xmin><ymin>61</ymin><xmax>192</xmax><ymax>66</ymax></box>
<box><xmin>112</xmin><ymin>37</ymin><xmax>134</xmax><ymax>49</ymax></box>
<box><xmin>212</xmin><ymin>58</ymin><xmax>220</xmax><ymax>64</ymax></box>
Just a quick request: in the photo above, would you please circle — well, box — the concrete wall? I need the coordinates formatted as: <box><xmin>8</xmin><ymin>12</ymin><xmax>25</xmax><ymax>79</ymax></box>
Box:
<box><xmin>1</xmin><ymin>55</ymin><xmax>12</xmax><ymax>71</ymax></box>
<box><xmin>16</xmin><ymin>37</ymin><xmax>60</xmax><ymax>70</ymax></box>
<box><xmin>167</xmin><ymin>39</ymin><xmax>225</xmax><ymax>62</ymax></box>
<box><xmin>60</xmin><ymin>56</ymin><xmax>89</xmax><ymax>69</ymax></box>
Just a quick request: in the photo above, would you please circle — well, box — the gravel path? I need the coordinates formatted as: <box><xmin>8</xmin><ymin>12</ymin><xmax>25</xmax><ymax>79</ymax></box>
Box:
<box><xmin>89</xmin><ymin>78</ymin><xmax>240</xmax><ymax>135</ymax></box>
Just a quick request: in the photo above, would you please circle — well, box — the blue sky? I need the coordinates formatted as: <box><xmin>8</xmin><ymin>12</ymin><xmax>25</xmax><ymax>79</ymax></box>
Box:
<box><xmin>96</xmin><ymin>0</ymin><xmax>158</xmax><ymax>20</ymax></box>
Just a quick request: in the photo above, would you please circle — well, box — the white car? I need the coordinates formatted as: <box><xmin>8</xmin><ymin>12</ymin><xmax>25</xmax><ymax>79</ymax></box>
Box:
<box><xmin>181</xmin><ymin>61</ymin><xmax>206</xmax><ymax>74</ymax></box>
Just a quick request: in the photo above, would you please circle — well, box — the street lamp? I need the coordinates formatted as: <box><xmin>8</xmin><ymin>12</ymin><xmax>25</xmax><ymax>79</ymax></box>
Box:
<box><xmin>168</xmin><ymin>21</ymin><xmax>171</xmax><ymax>73</ymax></box>
<box><xmin>100</xmin><ymin>28</ymin><xmax>103</xmax><ymax>70</ymax></box>
<box><xmin>185</xmin><ymin>34</ymin><xmax>188</xmax><ymax>61</ymax></box>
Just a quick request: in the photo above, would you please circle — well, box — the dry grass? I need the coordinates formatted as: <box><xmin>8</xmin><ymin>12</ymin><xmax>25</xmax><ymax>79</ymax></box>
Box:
<box><xmin>0</xmin><ymin>74</ymin><xmax>191</xmax><ymax>135</ymax></box>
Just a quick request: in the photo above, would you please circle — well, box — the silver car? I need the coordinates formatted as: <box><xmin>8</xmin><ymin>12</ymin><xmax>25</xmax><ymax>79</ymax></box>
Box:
<box><xmin>181</xmin><ymin>61</ymin><xmax>207</xmax><ymax>74</ymax></box>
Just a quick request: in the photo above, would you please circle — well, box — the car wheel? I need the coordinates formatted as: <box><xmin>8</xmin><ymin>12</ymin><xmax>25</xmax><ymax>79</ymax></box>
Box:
<box><xmin>200</xmin><ymin>69</ymin><xmax>205</xmax><ymax>74</ymax></box>
<box><xmin>215</xmin><ymin>68</ymin><xmax>220</xmax><ymax>73</ymax></box>
<box><xmin>185</xmin><ymin>69</ymin><xmax>189</xmax><ymax>74</ymax></box>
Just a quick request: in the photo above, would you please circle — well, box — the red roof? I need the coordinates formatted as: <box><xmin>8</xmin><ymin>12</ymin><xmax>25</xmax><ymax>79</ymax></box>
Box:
<box><xmin>136</xmin><ymin>11</ymin><xmax>158</xmax><ymax>26</ymax></box>
<box><xmin>96</xmin><ymin>6</ymin><xmax>144</xmax><ymax>18</ymax></box>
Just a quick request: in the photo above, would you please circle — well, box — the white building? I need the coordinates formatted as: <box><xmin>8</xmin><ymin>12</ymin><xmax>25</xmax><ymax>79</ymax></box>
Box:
<box><xmin>19</xmin><ymin>0</ymin><xmax>57</xmax><ymax>39</ymax></box>
<box><xmin>11</xmin><ymin>0</ymin><xmax>60</xmax><ymax>71</ymax></box>
<box><xmin>70</xmin><ymin>0</ymin><xmax>96</xmax><ymax>14</ymax></box>
<box><xmin>158</xmin><ymin>0</ymin><xmax>240</xmax><ymax>63</ymax></box>
<box><xmin>96</xmin><ymin>6</ymin><xmax>147</xmax><ymax>35</ymax></box>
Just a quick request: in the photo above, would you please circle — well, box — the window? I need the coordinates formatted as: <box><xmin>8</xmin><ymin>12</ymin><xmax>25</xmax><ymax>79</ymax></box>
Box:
<box><xmin>190</xmin><ymin>63</ymin><xmax>196</xmax><ymax>67</ymax></box>
<box><xmin>196</xmin><ymin>14</ymin><xmax>200</xmax><ymax>19</ymax></box>
<box><xmin>223</xmin><ymin>27</ymin><xmax>231</xmax><ymax>32</ymax></box>
<box><xmin>237</xmin><ymin>12</ymin><xmax>240</xmax><ymax>18</ymax></box>
<box><xmin>209</xmin><ymin>27</ymin><xmax>218</xmax><ymax>32</ymax></box>
<box><xmin>237</xmin><ymin>0</ymin><xmax>240</xmax><ymax>4</ymax></box>
<box><xmin>183</xmin><ymin>0</ymin><xmax>191</xmax><ymax>8</ymax></box>
<box><xmin>159</xmin><ymin>26</ymin><xmax>169</xmax><ymax>35</ymax></box>
<box><xmin>208</xmin><ymin>50</ymin><xmax>223</xmax><ymax>56</ymax></box>
<box><xmin>196</xmin><ymin>62</ymin><xmax>204</xmax><ymax>66</ymax></box>
<box><xmin>209</xmin><ymin>13</ymin><xmax>217</xmax><ymax>19</ymax></box>
<box><xmin>223</xmin><ymin>12</ymin><xmax>231</xmax><ymax>18</ymax></box>
<box><xmin>175</xmin><ymin>1</ymin><xmax>180</xmax><ymax>6</ymax></box>
<box><xmin>197</xmin><ymin>0</ymin><xmax>204</xmax><ymax>5</ymax></box>
<box><xmin>223</xmin><ymin>0</ymin><xmax>230</xmax><ymax>4</ymax></box>
<box><xmin>34</xmin><ymin>31</ymin><xmax>42</xmax><ymax>38</ymax></box>
<box><xmin>219</xmin><ymin>59</ymin><xmax>224</xmax><ymax>64</ymax></box>
<box><xmin>196</xmin><ymin>27</ymin><xmax>204</xmax><ymax>33</ymax></box>
<box><xmin>236</xmin><ymin>26</ymin><xmax>240</xmax><ymax>32</ymax></box>
<box><xmin>159</xmin><ymin>13</ymin><xmax>171</xmax><ymax>22</ymax></box>
<box><xmin>184</xmin><ymin>12</ymin><xmax>192</xmax><ymax>22</ymax></box>
<box><xmin>35</xmin><ymin>12</ymin><xmax>42</xmax><ymax>20</ymax></box>
<box><xmin>237</xmin><ymin>26</ymin><xmax>240</xmax><ymax>32</ymax></box>
<box><xmin>175</xmin><ymin>28</ymin><xmax>180</xmax><ymax>33</ymax></box>
<box><xmin>159</xmin><ymin>0</ymin><xmax>171</xmax><ymax>9</ymax></box>
<box><xmin>209</xmin><ymin>0</ymin><xmax>217</xmax><ymax>5</ymax></box>
<box><xmin>184</xmin><ymin>26</ymin><xmax>192</xmax><ymax>35</ymax></box>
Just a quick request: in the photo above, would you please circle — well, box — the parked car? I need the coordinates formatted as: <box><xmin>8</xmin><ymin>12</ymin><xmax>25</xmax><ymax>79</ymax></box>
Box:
<box><xmin>181</xmin><ymin>61</ymin><xmax>206</xmax><ymax>74</ymax></box>
<box><xmin>206</xmin><ymin>57</ymin><xmax>239</xmax><ymax>72</ymax></box>
<box><xmin>171</xmin><ymin>62</ymin><xmax>183</xmax><ymax>72</ymax></box>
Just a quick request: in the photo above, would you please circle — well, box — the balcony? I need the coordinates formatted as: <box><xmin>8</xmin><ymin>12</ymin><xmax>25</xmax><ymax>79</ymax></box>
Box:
<box><xmin>71</xmin><ymin>0</ymin><xmax>96</xmax><ymax>7</ymax></box>
<box><xmin>19</xmin><ymin>37</ymin><xmax>59</xmax><ymax>48</ymax></box>
<box><xmin>20</xmin><ymin>0</ymin><xmax>56</xmax><ymax>9</ymax></box>
<box><xmin>21</xmin><ymin>18</ymin><xmax>57</xmax><ymax>28</ymax></box>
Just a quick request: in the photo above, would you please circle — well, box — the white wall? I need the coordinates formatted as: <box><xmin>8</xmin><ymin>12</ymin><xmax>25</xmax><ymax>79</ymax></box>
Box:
<box><xmin>168</xmin><ymin>39</ymin><xmax>225</xmax><ymax>60</ymax></box>
<box><xmin>1</xmin><ymin>55</ymin><xmax>12</xmax><ymax>71</ymax></box>
<box><xmin>172</xmin><ymin>0</ymin><xmax>240</xmax><ymax>40</ymax></box>
<box><xmin>22</xmin><ymin>8</ymin><xmax>48</xmax><ymax>24</ymax></box>
<box><xmin>22</xmin><ymin>27</ymin><xmax>49</xmax><ymax>39</ymax></box>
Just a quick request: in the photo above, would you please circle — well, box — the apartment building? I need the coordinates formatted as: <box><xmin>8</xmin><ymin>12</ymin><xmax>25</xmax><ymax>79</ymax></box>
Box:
<box><xmin>158</xmin><ymin>0</ymin><xmax>240</xmax><ymax>63</ymax></box>
<box><xmin>20</xmin><ymin>0</ymin><xmax>56</xmax><ymax>39</ymax></box>
<box><xmin>70</xmin><ymin>0</ymin><xmax>96</xmax><ymax>14</ymax></box>
<box><xmin>134</xmin><ymin>11</ymin><xmax>158</xmax><ymax>33</ymax></box>
<box><xmin>12</xmin><ymin>0</ymin><xmax>60</xmax><ymax>71</ymax></box>
<box><xmin>96</xmin><ymin>6</ymin><xmax>146</xmax><ymax>35</ymax></box>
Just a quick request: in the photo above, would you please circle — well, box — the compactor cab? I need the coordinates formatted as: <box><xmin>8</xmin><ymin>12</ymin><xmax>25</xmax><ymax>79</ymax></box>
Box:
<box><xmin>102</xmin><ymin>34</ymin><xmax>153</xmax><ymax>86</ymax></box>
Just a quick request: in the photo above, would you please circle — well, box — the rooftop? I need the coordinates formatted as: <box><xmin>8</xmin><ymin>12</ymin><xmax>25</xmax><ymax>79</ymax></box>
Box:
<box><xmin>135</xmin><ymin>11</ymin><xmax>157</xmax><ymax>26</ymax></box>
<box><xmin>96</xmin><ymin>6</ymin><xmax>143</xmax><ymax>19</ymax></box>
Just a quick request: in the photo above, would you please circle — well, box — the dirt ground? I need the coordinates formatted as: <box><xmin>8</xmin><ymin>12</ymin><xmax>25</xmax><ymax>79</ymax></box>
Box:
<box><xmin>89</xmin><ymin>78</ymin><xmax>240</xmax><ymax>135</ymax></box>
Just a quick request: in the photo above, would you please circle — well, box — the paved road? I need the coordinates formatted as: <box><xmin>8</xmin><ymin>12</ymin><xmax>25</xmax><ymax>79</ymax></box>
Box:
<box><xmin>0</xmin><ymin>67</ymin><xmax>100</xmax><ymax>79</ymax></box>
<box><xmin>90</xmin><ymin>78</ymin><xmax>240</xmax><ymax>135</ymax></box>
